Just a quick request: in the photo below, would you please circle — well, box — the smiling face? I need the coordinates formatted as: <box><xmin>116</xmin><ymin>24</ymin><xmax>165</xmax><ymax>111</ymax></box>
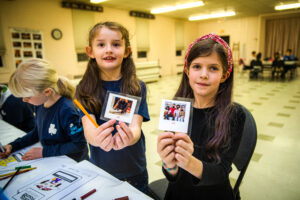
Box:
<box><xmin>86</xmin><ymin>27</ymin><xmax>130</xmax><ymax>76</ymax></box>
<box><xmin>186</xmin><ymin>51</ymin><xmax>229</xmax><ymax>103</ymax></box>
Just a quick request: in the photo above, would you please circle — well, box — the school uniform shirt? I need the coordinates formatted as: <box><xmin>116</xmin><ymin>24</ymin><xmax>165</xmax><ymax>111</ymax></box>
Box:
<box><xmin>0</xmin><ymin>90</ymin><xmax>35</xmax><ymax>132</ymax></box>
<box><xmin>80</xmin><ymin>79</ymin><xmax>150</xmax><ymax>179</ymax></box>
<box><xmin>163</xmin><ymin>104</ymin><xmax>245</xmax><ymax>200</ymax></box>
<box><xmin>9</xmin><ymin>96</ymin><xmax>88</xmax><ymax>162</ymax></box>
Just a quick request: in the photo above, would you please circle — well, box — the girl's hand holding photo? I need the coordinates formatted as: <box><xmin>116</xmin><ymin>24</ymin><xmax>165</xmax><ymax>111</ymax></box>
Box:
<box><xmin>173</xmin><ymin>133</ymin><xmax>194</xmax><ymax>170</ymax></box>
<box><xmin>93</xmin><ymin>119</ymin><xmax>116</xmax><ymax>152</ymax></box>
<box><xmin>113</xmin><ymin>121</ymin><xmax>135</xmax><ymax>150</ymax></box>
<box><xmin>157</xmin><ymin>132</ymin><xmax>177</xmax><ymax>173</ymax></box>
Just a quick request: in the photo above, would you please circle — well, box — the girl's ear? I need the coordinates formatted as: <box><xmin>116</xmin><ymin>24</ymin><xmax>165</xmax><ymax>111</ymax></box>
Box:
<box><xmin>184</xmin><ymin>68</ymin><xmax>189</xmax><ymax>76</ymax></box>
<box><xmin>124</xmin><ymin>46</ymin><xmax>131</xmax><ymax>58</ymax></box>
<box><xmin>220</xmin><ymin>71</ymin><xmax>230</xmax><ymax>83</ymax></box>
<box><xmin>85</xmin><ymin>46</ymin><xmax>95</xmax><ymax>59</ymax></box>
<box><xmin>43</xmin><ymin>88</ymin><xmax>52</xmax><ymax>97</ymax></box>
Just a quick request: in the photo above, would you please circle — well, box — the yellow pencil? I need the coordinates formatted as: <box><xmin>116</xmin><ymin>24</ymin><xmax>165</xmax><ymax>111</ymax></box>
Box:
<box><xmin>73</xmin><ymin>99</ymin><xmax>99</xmax><ymax>128</ymax></box>
<box><xmin>0</xmin><ymin>167</ymin><xmax>36</xmax><ymax>178</ymax></box>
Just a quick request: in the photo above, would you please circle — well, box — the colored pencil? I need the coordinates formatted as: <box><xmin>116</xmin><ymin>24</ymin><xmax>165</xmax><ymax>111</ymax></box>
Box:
<box><xmin>73</xmin><ymin>99</ymin><xmax>99</xmax><ymax>128</ymax></box>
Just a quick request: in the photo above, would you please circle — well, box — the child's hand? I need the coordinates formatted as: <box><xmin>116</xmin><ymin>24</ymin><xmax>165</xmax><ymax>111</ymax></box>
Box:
<box><xmin>113</xmin><ymin>121</ymin><xmax>134</xmax><ymax>150</ymax></box>
<box><xmin>22</xmin><ymin>147</ymin><xmax>43</xmax><ymax>160</ymax></box>
<box><xmin>157</xmin><ymin>132</ymin><xmax>177</xmax><ymax>169</ymax></box>
<box><xmin>94</xmin><ymin>119</ymin><xmax>116</xmax><ymax>152</ymax></box>
<box><xmin>0</xmin><ymin>144</ymin><xmax>12</xmax><ymax>158</ymax></box>
<box><xmin>173</xmin><ymin>133</ymin><xmax>194</xmax><ymax>169</ymax></box>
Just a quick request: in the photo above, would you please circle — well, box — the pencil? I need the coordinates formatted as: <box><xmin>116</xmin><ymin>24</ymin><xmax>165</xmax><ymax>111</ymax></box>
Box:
<box><xmin>73</xmin><ymin>99</ymin><xmax>99</xmax><ymax>128</ymax></box>
<box><xmin>2</xmin><ymin>168</ymin><xmax>20</xmax><ymax>190</ymax></box>
<box><xmin>81</xmin><ymin>188</ymin><xmax>97</xmax><ymax>200</ymax></box>
<box><xmin>0</xmin><ymin>167</ymin><xmax>36</xmax><ymax>179</ymax></box>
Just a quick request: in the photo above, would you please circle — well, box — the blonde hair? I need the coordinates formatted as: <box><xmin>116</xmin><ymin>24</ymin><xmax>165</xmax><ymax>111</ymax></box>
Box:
<box><xmin>8</xmin><ymin>58</ymin><xmax>74</xmax><ymax>99</ymax></box>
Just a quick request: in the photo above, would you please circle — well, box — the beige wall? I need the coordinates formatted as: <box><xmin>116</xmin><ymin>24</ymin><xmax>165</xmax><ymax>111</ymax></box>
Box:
<box><xmin>0</xmin><ymin>0</ymin><xmax>200</xmax><ymax>83</ymax></box>
<box><xmin>197</xmin><ymin>17</ymin><xmax>260</xmax><ymax>64</ymax></box>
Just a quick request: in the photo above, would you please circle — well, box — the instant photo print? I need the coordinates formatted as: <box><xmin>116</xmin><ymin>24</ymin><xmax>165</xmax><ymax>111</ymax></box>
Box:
<box><xmin>158</xmin><ymin>98</ymin><xmax>193</xmax><ymax>134</ymax></box>
<box><xmin>100</xmin><ymin>91</ymin><xmax>141</xmax><ymax>124</ymax></box>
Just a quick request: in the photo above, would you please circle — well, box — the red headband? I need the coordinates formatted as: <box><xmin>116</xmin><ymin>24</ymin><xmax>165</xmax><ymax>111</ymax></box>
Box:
<box><xmin>184</xmin><ymin>33</ymin><xmax>233</xmax><ymax>73</ymax></box>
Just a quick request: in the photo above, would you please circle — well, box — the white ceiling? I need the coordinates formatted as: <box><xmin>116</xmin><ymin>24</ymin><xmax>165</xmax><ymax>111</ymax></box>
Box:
<box><xmin>76</xmin><ymin>0</ymin><xmax>300</xmax><ymax>20</ymax></box>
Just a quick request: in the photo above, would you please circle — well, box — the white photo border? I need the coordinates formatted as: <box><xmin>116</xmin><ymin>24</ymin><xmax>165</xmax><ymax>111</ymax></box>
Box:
<box><xmin>158</xmin><ymin>97</ymin><xmax>193</xmax><ymax>134</ymax></box>
<box><xmin>100</xmin><ymin>91</ymin><xmax>141</xmax><ymax>124</ymax></box>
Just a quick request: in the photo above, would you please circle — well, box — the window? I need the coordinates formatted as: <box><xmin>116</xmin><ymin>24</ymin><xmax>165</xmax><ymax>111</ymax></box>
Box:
<box><xmin>176</xmin><ymin>50</ymin><xmax>182</xmax><ymax>57</ymax></box>
<box><xmin>137</xmin><ymin>51</ymin><xmax>147</xmax><ymax>58</ymax></box>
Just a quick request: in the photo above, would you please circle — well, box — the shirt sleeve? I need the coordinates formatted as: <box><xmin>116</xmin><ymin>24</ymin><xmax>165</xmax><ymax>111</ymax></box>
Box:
<box><xmin>138</xmin><ymin>81</ymin><xmax>150</xmax><ymax>122</ymax></box>
<box><xmin>42</xmin><ymin>104</ymin><xmax>87</xmax><ymax>157</ymax></box>
<box><xmin>9</xmin><ymin>125</ymin><xmax>39</xmax><ymax>152</ymax></box>
<box><xmin>193</xmin><ymin>105</ymin><xmax>246</xmax><ymax>186</ymax></box>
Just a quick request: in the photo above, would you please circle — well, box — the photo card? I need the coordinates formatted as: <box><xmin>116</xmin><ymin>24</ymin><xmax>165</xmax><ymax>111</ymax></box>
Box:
<box><xmin>158</xmin><ymin>98</ymin><xmax>193</xmax><ymax>134</ymax></box>
<box><xmin>100</xmin><ymin>91</ymin><xmax>141</xmax><ymax>124</ymax></box>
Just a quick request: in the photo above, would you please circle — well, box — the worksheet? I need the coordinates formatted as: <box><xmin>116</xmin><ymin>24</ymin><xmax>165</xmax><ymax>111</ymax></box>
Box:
<box><xmin>0</xmin><ymin>143</ymin><xmax>42</xmax><ymax>168</ymax></box>
<box><xmin>10</xmin><ymin>164</ymin><xmax>97</xmax><ymax>200</ymax></box>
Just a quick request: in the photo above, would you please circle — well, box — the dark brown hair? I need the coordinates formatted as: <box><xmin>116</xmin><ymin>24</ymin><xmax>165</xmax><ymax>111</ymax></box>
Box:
<box><xmin>175</xmin><ymin>39</ymin><xmax>234</xmax><ymax>163</ymax></box>
<box><xmin>75</xmin><ymin>22</ymin><xmax>141</xmax><ymax>114</ymax></box>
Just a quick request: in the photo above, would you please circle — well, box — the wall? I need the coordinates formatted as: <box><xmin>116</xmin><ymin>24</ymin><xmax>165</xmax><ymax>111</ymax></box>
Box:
<box><xmin>197</xmin><ymin>16</ymin><xmax>260</xmax><ymax>64</ymax></box>
<box><xmin>0</xmin><ymin>0</ymin><xmax>200</xmax><ymax>83</ymax></box>
<box><xmin>0</xmin><ymin>0</ymin><xmax>78</xmax><ymax>83</ymax></box>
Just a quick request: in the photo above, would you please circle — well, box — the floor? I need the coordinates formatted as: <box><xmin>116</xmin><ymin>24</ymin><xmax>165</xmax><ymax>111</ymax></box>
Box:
<box><xmin>143</xmin><ymin>70</ymin><xmax>300</xmax><ymax>200</ymax></box>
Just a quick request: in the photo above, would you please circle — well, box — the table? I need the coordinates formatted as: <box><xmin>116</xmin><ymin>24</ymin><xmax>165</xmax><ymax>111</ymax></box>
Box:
<box><xmin>0</xmin><ymin>119</ymin><xmax>152</xmax><ymax>200</ymax></box>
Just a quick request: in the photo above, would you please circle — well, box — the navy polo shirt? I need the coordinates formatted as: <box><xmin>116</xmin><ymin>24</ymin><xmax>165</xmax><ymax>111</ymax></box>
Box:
<box><xmin>80</xmin><ymin>79</ymin><xmax>150</xmax><ymax>179</ymax></box>
<box><xmin>10</xmin><ymin>96</ymin><xmax>88</xmax><ymax>162</ymax></box>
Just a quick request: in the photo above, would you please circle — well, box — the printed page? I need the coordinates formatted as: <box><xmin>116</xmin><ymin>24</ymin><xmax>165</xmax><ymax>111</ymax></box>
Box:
<box><xmin>9</xmin><ymin>164</ymin><xmax>97</xmax><ymax>200</ymax></box>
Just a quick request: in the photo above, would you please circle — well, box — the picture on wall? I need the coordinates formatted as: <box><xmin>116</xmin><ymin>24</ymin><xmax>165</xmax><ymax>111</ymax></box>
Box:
<box><xmin>10</xmin><ymin>28</ymin><xmax>44</xmax><ymax>67</ymax></box>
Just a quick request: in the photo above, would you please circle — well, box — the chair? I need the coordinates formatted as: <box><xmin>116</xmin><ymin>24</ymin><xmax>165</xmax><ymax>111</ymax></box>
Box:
<box><xmin>148</xmin><ymin>103</ymin><xmax>257</xmax><ymax>200</ymax></box>
<box><xmin>232</xmin><ymin>103</ymin><xmax>257</xmax><ymax>200</ymax></box>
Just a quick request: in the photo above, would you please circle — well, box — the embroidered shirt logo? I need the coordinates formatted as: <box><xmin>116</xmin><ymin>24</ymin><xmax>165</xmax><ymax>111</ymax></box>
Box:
<box><xmin>49</xmin><ymin>124</ymin><xmax>57</xmax><ymax>135</ymax></box>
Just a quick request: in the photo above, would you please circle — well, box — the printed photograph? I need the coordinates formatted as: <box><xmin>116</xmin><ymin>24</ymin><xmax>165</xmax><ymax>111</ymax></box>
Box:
<box><xmin>159</xmin><ymin>99</ymin><xmax>192</xmax><ymax>133</ymax></box>
<box><xmin>36</xmin><ymin>51</ymin><xmax>43</xmax><ymax>58</ymax></box>
<box><xmin>13</xmin><ymin>41</ymin><xmax>21</xmax><ymax>48</ymax></box>
<box><xmin>11</xmin><ymin>32</ymin><xmax>20</xmax><ymax>39</ymax></box>
<box><xmin>15</xmin><ymin>59</ymin><xmax>22</xmax><ymax>68</ymax></box>
<box><xmin>23</xmin><ymin>42</ymin><xmax>32</xmax><ymax>48</ymax></box>
<box><xmin>34</xmin><ymin>42</ymin><xmax>42</xmax><ymax>49</ymax></box>
<box><xmin>14</xmin><ymin>49</ymin><xmax>21</xmax><ymax>58</ymax></box>
<box><xmin>102</xmin><ymin>92</ymin><xmax>139</xmax><ymax>124</ymax></box>
<box><xmin>23</xmin><ymin>51</ymin><xmax>33</xmax><ymax>57</ymax></box>
<box><xmin>33</xmin><ymin>33</ymin><xmax>42</xmax><ymax>40</ymax></box>
<box><xmin>21</xmin><ymin>33</ymin><xmax>31</xmax><ymax>40</ymax></box>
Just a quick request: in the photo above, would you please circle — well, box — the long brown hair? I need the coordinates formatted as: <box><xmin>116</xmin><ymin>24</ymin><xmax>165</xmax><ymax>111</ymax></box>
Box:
<box><xmin>175</xmin><ymin>39</ymin><xmax>234</xmax><ymax>163</ymax></box>
<box><xmin>75</xmin><ymin>22</ymin><xmax>141</xmax><ymax>114</ymax></box>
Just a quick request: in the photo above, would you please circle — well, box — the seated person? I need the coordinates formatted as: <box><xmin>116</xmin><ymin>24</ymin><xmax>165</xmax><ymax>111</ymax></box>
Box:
<box><xmin>283</xmin><ymin>49</ymin><xmax>295</xmax><ymax>61</ymax></box>
<box><xmin>243</xmin><ymin>51</ymin><xmax>256</xmax><ymax>70</ymax></box>
<box><xmin>0</xmin><ymin>59</ymin><xmax>88</xmax><ymax>162</ymax></box>
<box><xmin>250</xmin><ymin>53</ymin><xmax>263</xmax><ymax>79</ymax></box>
<box><xmin>271</xmin><ymin>52</ymin><xmax>284</xmax><ymax>79</ymax></box>
<box><xmin>0</xmin><ymin>85</ymin><xmax>35</xmax><ymax>132</ymax></box>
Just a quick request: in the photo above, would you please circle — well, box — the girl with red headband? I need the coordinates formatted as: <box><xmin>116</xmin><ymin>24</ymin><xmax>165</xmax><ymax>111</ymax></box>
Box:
<box><xmin>157</xmin><ymin>33</ymin><xmax>246</xmax><ymax>200</ymax></box>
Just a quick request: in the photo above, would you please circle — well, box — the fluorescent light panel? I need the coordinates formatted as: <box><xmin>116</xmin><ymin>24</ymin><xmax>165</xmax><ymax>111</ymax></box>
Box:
<box><xmin>90</xmin><ymin>0</ymin><xmax>106</xmax><ymax>3</ymax></box>
<box><xmin>189</xmin><ymin>11</ymin><xmax>236</xmax><ymax>21</ymax></box>
<box><xmin>275</xmin><ymin>3</ymin><xmax>300</xmax><ymax>10</ymax></box>
<box><xmin>151</xmin><ymin>1</ymin><xmax>204</xmax><ymax>14</ymax></box>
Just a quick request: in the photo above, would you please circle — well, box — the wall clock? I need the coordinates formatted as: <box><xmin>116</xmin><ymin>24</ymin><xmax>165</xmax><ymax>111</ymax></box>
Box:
<box><xmin>51</xmin><ymin>29</ymin><xmax>62</xmax><ymax>40</ymax></box>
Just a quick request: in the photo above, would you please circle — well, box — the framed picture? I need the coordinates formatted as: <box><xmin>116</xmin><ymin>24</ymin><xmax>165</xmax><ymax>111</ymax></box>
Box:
<box><xmin>100</xmin><ymin>91</ymin><xmax>141</xmax><ymax>124</ymax></box>
<box><xmin>158</xmin><ymin>98</ymin><xmax>193</xmax><ymax>134</ymax></box>
<box><xmin>10</xmin><ymin>28</ymin><xmax>45</xmax><ymax>68</ymax></box>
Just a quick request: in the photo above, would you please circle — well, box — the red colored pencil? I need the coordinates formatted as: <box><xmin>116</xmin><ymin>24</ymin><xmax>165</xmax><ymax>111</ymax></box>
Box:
<box><xmin>81</xmin><ymin>188</ymin><xmax>97</xmax><ymax>200</ymax></box>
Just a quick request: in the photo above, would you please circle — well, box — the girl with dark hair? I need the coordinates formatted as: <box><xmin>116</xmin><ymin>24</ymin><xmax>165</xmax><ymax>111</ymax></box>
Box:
<box><xmin>157</xmin><ymin>33</ymin><xmax>246</xmax><ymax>200</ymax></box>
<box><xmin>75</xmin><ymin>22</ymin><xmax>149</xmax><ymax>193</ymax></box>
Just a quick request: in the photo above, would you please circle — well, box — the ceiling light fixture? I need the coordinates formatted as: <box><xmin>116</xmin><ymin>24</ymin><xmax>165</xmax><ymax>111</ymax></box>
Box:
<box><xmin>275</xmin><ymin>3</ymin><xmax>300</xmax><ymax>10</ymax></box>
<box><xmin>189</xmin><ymin>11</ymin><xmax>236</xmax><ymax>21</ymax></box>
<box><xmin>151</xmin><ymin>1</ymin><xmax>204</xmax><ymax>14</ymax></box>
<box><xmin>90</xmin><ymin>0</ymin><xmax>106</xmax><ymax>4</ymax></box>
